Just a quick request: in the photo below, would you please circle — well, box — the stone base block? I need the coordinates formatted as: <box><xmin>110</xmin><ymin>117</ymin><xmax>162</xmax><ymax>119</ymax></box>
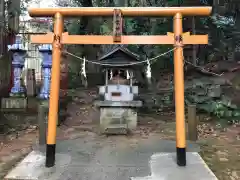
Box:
<box><xmin>4</xmin><ymin>151</ymin><xmax>71</xmax><ymax>180</ymax></box>
<box><xmin>1</xmin><ymin>97</ymin><xmax>27</xmax><ymax>112</ymax></box>
<box><xmin>99</xmin><ymin>108</ymin><xmax>137</xmax><ymax>134</ymax></box>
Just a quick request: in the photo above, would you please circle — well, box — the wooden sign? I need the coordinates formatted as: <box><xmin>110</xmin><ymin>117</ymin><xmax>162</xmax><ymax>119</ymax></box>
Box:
<box><xmin>113</xmin><ymin>9</ymin><xmax>122</xmax><ymax>43</ymax></box>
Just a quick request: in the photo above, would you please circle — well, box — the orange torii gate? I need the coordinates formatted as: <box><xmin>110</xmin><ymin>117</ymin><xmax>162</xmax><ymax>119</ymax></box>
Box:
<box><xmin>28</xmin><ymin>7</ymin><xmax>212</xmax><ymax>168</ymax></box>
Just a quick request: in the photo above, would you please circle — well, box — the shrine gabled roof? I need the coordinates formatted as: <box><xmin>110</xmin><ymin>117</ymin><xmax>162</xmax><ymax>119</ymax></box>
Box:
<box><xmin>98</xmin><ymin>45</ymin><xmax>140</xmax><ymax>61</ymax></box>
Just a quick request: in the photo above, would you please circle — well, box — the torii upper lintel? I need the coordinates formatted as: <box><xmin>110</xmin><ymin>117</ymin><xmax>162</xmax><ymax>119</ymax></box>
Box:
<box><xmin>28</xmin><ymin>7</ymin><xmax>212</xmax><ymax>17</ymax></box>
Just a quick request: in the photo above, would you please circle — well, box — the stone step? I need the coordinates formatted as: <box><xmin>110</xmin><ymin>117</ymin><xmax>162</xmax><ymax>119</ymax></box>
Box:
<box><xmin>131</xmin><ymin>152</ymin><xmax>218</xmax><ymax>180</ymax></box>
<box><xmin>105</xmin><ymin>124</ymin><xmax>128</xmax><ymax>134</ymax></box>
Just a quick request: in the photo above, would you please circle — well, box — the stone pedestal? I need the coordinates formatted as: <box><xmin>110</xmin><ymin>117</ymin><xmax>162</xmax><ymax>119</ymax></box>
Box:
<box><xmin>38</xmin><ymin>44</ymin><xmax>52</xmax><ymax>100</ymax></box>
<box><xmin>99</xmin><ymin>108</ymin><xmax>137</xmax><ymax>134</ymax></box>
<box><xmin>95</xmin><ymin>101</ymin><xmax>142</xmax><ymax>134</ymax></box>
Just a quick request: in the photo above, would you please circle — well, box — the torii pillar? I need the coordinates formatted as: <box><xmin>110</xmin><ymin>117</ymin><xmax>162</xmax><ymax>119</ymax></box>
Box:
<box><xmin>28</xmin><ymin>6</ymin><xmax>212</xmax><ymax>168</ymax></box>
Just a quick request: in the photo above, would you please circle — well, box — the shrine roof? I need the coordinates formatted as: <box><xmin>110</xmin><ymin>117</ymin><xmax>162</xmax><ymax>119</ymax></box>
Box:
<box><xmin>98</xmin><ymin>45</ymin><xmax>140</xmax><ymax>62</ymax></box>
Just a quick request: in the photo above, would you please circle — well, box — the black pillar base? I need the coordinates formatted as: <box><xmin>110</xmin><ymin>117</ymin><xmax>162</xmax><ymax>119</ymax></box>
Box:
<box><xmin>176</xmin><ymin>147</ymin><xmax>186</xmax><ymax>166</ymax></box>
<box><xmin>46</xmin><ymin>144</ymin><xmax>56</xmax><ymax>167</ymax></box>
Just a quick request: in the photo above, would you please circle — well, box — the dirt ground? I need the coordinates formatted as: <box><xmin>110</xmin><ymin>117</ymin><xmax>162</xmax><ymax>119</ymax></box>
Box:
<box><xmin>0</xmin><ymin>89</ymin><xmax>239</xmax><ymax>180</ymax></box>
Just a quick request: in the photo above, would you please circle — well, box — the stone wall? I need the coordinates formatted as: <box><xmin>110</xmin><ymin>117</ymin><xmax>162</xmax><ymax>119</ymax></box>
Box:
<box><xmin>139</xmin><ymin>74</ymin><xmax>240</xmax><ymax>121</ymax></box>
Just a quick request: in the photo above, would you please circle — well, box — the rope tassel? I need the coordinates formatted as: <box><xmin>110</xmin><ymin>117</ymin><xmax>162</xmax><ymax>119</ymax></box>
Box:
<box><xmin>110</xmin><ymin>70</ymin><xmax>113</xmax><ymax>79</ymax></box>
<box><xmin>81</xmin><ymin>57</ymin><xmax>86</xmax><ymax>78</ymax></box>
<box><xmin>146</xmin><ymin>58</ymin><xmax>151</xmax><ymax>79</ymax></box>
<box><xmin>126</xmin><ymin>70</ymin><xmax>130</xmax><ymax>79</ymax></box>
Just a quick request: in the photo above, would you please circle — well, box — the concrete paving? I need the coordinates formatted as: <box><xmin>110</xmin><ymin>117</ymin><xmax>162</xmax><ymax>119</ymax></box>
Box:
<box><xmin>132</xmin><ymin>152</ymin><xmax>217</xmax><ymax>180</ymax></box>
<box><xmin>5</xmin><ymin>136</ymin><xmax>217</xmax><ymax>180</ymax></box>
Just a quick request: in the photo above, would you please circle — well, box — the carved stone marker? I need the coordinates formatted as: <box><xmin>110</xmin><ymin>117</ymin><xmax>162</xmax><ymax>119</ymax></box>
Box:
<box><xmin>187</xmin><ymin>104</ymin><xmax>198</xmax><ymax>141</ymax></box>
<box><xmin>26</xmin><ymin>68</ymin><xmax>36</xmax><ymax>97</ymax></box>
<box><xmin>38</xmin><ymin>101</ymin><xmax>49</xmax><ymax>146</ymax></box>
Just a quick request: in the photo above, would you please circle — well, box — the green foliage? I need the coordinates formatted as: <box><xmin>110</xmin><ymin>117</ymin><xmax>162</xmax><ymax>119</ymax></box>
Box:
<box><xmin>59</xmin><ymin>0</ymin><xmax>240</xmax><ymax>72</ymax></box>
<box><xmin>20</xmin><ymin>0</ymin><xmax>35</xmax><ymax>14</ymax></box>
<box><xmin>68</xmin><ymin>20</ymin><xmax>81</xmax><ymax>35</ymax></box>
<box><xmin>166</xmin><ymin>0</ymin><xmax>183</xmax><ymax>6</ymax></box>
<box><xmin>100</xmin><ymin>22</ymin><xmax>111</xmax><ymax>34</ymax></box>
<box><xmin>186</xmin><ymin>85</ymin><xmax>240</xmax><ymax>120</ymax></box>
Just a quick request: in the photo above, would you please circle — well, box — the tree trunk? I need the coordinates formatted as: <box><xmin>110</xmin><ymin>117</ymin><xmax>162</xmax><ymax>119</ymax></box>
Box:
<box><xmin>192</xmin><ymin>17</ymin><xmax>197</xmax><ymax>65</ymax></box>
